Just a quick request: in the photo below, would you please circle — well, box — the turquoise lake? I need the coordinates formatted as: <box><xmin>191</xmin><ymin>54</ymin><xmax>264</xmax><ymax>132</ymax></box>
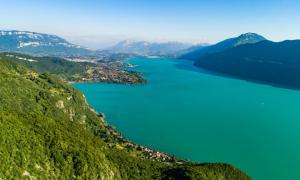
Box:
<box><xmin>74</xmin><ymin>58</ymin><xmax>300</xmax><ymax>180</ymax></box>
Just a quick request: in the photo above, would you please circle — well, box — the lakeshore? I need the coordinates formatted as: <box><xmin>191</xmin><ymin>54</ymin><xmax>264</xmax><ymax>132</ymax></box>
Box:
<box><xmin>68</xmin><ymin>62</ymin><xmax>146</xmax><ymax>84</ymax></box>
<box><xmin>99</xmin><ymin>112</ymin><xmax>177</xmax><ymax>162</ymax></box>
<box><xmin>74</xmin><ymin>57</ymin><xmax>300</xmax><ymax>180</ymax></box>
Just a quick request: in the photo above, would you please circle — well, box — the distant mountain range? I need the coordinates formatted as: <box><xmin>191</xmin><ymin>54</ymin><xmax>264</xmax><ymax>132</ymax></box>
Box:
<box><xmin>0</xmin><ymin>30</ymin><xmax>200</xmax><ymax>57</ymax></box>
<box><xmin>181</xmin><ymin>33</ymin><xmax>266</xmax><ymax>60</ymax></box>
<box><xmin>107</xmin><ymin>40</ymin><xmax>199</xmax><ymax>56</ymax></box>
<box><xmin>194</xmin><ymin>39</ymin><xmax>300</xmax><ymax>89</ymax></box>
<box><xmin>0</xmin><ymin>30</ymin><xmax>94</xmax><ymax>56</ymax></box>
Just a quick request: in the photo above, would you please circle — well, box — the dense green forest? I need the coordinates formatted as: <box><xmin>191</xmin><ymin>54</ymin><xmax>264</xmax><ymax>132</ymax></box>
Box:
<box><xmin>1</xmin><ymin>53</ymin><xmax>92</xmax><ymax>81</ymax></box>
<box><xmin>0</xmin><ymin>55</ymin><xmax>250</xmax><ymax>179</ymax></box>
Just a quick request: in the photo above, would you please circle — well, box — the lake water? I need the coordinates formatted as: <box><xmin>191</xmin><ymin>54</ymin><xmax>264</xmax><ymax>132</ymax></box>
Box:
<box><xmin>73</xmin><ymin>58</ymin><xmax>300</xmax><ymax>180</ymax></box>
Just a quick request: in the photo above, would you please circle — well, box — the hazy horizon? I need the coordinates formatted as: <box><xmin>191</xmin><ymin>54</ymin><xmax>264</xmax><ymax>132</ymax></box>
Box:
<box><xmin>1</xmin><ymin>0</ymin><xmax>300</xmax><ymax>49</ymax></box>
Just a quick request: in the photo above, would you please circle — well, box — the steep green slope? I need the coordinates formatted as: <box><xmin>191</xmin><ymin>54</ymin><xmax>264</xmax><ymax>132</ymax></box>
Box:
<box><xmin>0</xmin><ymin>58</ymin><xmax>250</xmax><ymax>179</ymax></box>
<box><xmin>2</xmin><ymin>53</ymin><xmax>91</xmax><ymax>81</ymax></box>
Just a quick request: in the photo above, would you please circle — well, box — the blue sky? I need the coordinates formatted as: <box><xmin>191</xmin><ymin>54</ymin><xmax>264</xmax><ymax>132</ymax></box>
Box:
<box><xmin>1</xmin><ymin>0</ymin><xmax>300</xmax><ymax>48</ymax></box>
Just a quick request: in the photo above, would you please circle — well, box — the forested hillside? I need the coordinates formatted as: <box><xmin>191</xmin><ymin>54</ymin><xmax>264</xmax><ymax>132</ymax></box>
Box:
<box><xmin>0</xmin><ymin>56</ymin><xmax>249</xmax><ymax>179</ymax></box>
<box><xmin>0</xmin><ymin>53</ymin><xmax>145</xmax><ymax>84</ymax></box>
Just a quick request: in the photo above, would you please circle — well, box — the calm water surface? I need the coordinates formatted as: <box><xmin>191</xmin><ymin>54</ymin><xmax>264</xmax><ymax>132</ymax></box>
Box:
<box><xmin>74</xmin><ymin>58</ymin><xmax>300</xmax><ymax>180</ymax></box>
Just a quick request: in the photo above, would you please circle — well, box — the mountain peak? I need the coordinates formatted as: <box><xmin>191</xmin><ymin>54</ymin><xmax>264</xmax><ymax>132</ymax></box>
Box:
<box><xmin>237</xmin><ymin>32</ymin><xmax>266</xmax><ymax>40</ymax></box>
<box><xmin>238</xmin><ymin>32</ymin><xmax>262</xmax><ymax>37</ymax></box>
<box><xmin>234</xmin><ymin>32</ymin><xmax>266</xmax><ymax>46</ymax></box>
<box><xmin>181</xmin><ymin>32</ymin><xmax>267</xmax><ymax>60</ymax></box>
